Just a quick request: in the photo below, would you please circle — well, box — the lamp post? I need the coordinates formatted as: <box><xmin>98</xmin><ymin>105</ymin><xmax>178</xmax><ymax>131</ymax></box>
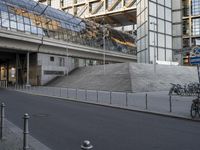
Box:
<box><xmin>150</xmin><ymin>21</ymin><xmax>157</xmax><ymax>73</ymax></box>
<box><xmin>103</xmin><ymin>21</ymin><xmax>106</xmax><ymax>75</ymax></box>
<box><xmin>66</xmin><ymin>47</ymin><xmax>69</xmax><ymax>76</ymax></box>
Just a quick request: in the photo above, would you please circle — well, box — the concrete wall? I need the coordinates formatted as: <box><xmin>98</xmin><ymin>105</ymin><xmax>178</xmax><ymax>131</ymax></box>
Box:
<box><xmin>37</xmin><ymin>53</ymin><xmax>76</xmax><ymax>85</ymax></box>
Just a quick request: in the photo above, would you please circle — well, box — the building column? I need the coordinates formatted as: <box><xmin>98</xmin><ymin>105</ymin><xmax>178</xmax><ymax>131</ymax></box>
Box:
<box><xmin>0</xmin><ymin>64</ymin><xmax>1</xmax><ymax>81</ymax></box>
<box><xmin>189</xmin><ymin>0</ymin><xmax>192</xmax><ymax>47</ymax></box>
<box><xmin>26</xmin><ymin>52</ymin><xmax>30</xmax><ymax>86</ymax></box>
<box><xmin>6</xmin><ymin>61</ymin><xmax>9</xmax><ymax>82</ymax></box>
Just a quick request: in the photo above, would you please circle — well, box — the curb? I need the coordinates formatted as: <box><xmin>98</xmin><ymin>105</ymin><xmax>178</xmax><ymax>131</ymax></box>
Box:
<box><xmin>12</xmin><ymin>89</ymin><xmax>200</xmax><ymax>122</ymax></box>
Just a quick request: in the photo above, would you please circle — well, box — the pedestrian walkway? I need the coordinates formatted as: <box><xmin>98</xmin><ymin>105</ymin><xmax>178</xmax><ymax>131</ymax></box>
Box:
<box><xmin>0</xmin><ymin>119</ymin><xmax>51</xmax><ymax>150</ymax></box>
<box><xmin>11</xmin><ymin>86</ymin><xmax>200</xmax><ymax>121</ymax></box>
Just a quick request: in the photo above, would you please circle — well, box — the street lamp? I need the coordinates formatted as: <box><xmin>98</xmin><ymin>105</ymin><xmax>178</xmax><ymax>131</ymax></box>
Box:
<box><xmin>102</xmin><ymin>19</ymin><xmax>106</xmax><ymax>75</ymax></box>
<box><xmin>150</xmin><ymin>21</ymin><xmax>157</xmax><ymax>73</ymax></box>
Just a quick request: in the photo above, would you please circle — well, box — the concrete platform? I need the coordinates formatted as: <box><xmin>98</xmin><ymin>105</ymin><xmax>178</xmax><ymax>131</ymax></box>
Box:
<box><xmin>47</xmin><ymin>63</ymin><xmax>198</xmax><ymax>92</ymax></box>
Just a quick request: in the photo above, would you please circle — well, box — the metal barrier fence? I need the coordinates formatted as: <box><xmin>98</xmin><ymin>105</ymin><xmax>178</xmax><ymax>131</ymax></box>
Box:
<box><xmin>10</xmin><ymin>85</ymin><xmax>194</xmax><ymax>116</ymax></box>
<box><xmin>0</xmin><ymin>80</ymin><xmax>7</xmax><ymax>88</ymax></box>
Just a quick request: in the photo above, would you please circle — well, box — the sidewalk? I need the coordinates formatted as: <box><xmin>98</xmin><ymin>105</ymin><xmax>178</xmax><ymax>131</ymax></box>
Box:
<box><xmin>0</xmin><ymin>119</ymin><xmax>51</xmax><ymax>150</ymax></box>
<box><xmin>10</xmin><ymin>86</ymin><xmax>200</xmax><ymax>121</ymax></box>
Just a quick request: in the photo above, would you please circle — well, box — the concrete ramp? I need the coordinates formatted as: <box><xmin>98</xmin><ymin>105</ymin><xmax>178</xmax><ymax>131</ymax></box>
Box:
<box><xmin>129</xmin><ymin>63</ymin><xmax>198</xmax><ymax>92</ymax></box>
<box><xmin>47</xmin><ymin>63</ymin><xmax>132</xmax><ymax>92</ymax></box>
<box><xmin>47</xmin><ymin>63</ymin><xmax>198</xmax><ymax>92</ymax></box>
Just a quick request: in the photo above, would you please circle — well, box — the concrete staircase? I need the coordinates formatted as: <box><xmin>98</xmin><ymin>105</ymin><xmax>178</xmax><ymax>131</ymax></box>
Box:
<box><xmin>47</xmin><ymin>63</ymin><xmax>198</xmax><ymax>92</ymax></box>
<box><xmin>47</xmin><ymin>63</ymin><xmax>132</xmax><ymax>92</ymax></box>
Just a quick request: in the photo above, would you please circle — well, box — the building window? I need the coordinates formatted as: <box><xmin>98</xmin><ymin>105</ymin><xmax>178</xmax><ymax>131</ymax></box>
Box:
<box><xmin>192</xmin><ymin>0</ymin><xmax>200</xmax><ymax>16</ymax></box>
<box><xmin>192</xmin><ymin>18</ymin><xmax>200</xmax><ymax>36</ymax></box>
<box><xmin>50</xmin><ymin>56</ymin><xmax>54</xmax><ymax>62</ymax></box>
<box><xmin>59</xmin><ymin>57</ymin><xmax>65</xmax><ymax>66</ymax></box>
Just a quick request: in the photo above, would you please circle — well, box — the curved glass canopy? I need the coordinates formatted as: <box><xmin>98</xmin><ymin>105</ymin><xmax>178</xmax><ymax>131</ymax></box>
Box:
<box><xmin>0</xmin><ymin>0</ymin><xmax>136</xmax><ymax>55</ymax></box>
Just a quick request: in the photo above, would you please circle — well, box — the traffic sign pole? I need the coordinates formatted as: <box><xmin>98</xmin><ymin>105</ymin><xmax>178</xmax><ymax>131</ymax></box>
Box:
<box><xmin>197</xmin><ymin>64</ymin><xmax>200</xmax><ymax>83</ymax></box>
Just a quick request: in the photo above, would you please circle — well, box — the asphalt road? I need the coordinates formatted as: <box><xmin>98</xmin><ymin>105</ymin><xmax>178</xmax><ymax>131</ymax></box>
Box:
<box><xmin>0</xmin><ymin>89</ymin><xmax>200</xmax><ymax>150</ymax></box>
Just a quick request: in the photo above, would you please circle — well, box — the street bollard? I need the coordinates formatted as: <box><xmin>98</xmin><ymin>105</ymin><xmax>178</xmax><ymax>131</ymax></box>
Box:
<box><xmin>85</xmin><ymin>90</ymin><xmax>87</xmax><ymax>101</ymax></box>
<box><xmin>0</xmin><ymin>103</ymin><xmax>5</xmax><ymax>140</ymax></box>
<box><xmin>97</xmin><ymin>91</ymin><xmax>99</xmax><ymax>103</ymax></box>
<box><xmin>60</xmin><ymin>88</ymin><xmax>62</xmax><ymax>97</ymax></box>
<box><xmin>145</xmin><ymin>93</ymin><xmax>148</xmax><ymax>110</ymax></box>
<box><xmin>81</xmin><ymin>140</ymin><xmax>93</xmax><ymax>150</ymax></box>
<box><xmin>169</xmin><ymin>95</ymin><xmax>172</xmax><ymax>112</ymax></box>
<box><xmin>23</xmin><ymin>113</ymin><xmax>30</xmax><ymax>150</ymax></box>
<box><xmin>67</xmin><ymin>88</ymin><xmax>69</xmax><ymax>98</ymax></box>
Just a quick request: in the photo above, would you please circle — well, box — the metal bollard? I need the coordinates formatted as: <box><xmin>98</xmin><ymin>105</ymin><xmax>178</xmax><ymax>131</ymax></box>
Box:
<box><xmin>23</xmin><ymin>113</ymin><xmax>30</xmax><ymax>150</ymax></box>
<box><xmin>169</xmin><ymin>95</ymin><xmax>172</xmax><ymax>112</ymax></box>
<box><xmin>67</xmin><ymin>88</ymin><xmax>69</xmax><ymax>98</ymax></box>
<box><xmin>145</xmin><ymin>93</ymin><xmax>148</xmax><ymax>110</ymax></box>
<box><xmin>85</xmin><ymin>90</ymin><xmax>87</xmax><ymax>101</ymax></box>
<box><xmin>0</xmin><ymin>103</ymin><xmax>5</xmax><ymax>140</ymax></box>
<box><xmin>97</xmin><ymin>91</ymin><xmax>99</xmax><ymax>103</ymax></box>
<box><xmin>81</xmin><ymin>140</ymin><xmax>93</xmax><ymax>150</ymax></box>
<box><xmin>60</xmin><ymin>88</ymin><xmax>62</xmax><ymax>97</ymax></box>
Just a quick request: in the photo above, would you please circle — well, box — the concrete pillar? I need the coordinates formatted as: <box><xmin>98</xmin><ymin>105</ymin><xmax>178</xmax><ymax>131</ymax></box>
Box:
<box><xmin>26</xmin><ymin>52</ymin><xmax>30</xmax><ymax>86</ymax></box>
<box><xmin>189</xmin><ymin>0</ymin><xmax>192</xmax><ymax>47</ymax></box>
<box><xmin>0</xmin><ymin>64</ymin><xmax>1</xmax><ymax>81</ymax></box>
<box><xmin>6</xmin><ymin>62</ymin><xmax>9</xmax><ymax>82</ymax></box>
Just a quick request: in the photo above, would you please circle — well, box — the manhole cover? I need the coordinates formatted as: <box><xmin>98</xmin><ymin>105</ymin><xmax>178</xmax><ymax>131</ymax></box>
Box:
<box><xmin>32</xmin><ymin>113</ymin><xmax>49</xmax><ymax>118</ymax></box>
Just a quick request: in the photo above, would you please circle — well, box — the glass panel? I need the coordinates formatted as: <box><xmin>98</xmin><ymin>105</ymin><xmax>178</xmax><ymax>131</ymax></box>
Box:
<box><xmin>25</xmin><ymin>24</ymin><xmax>31</xmax><ymax>32</ymax></box>
<box><xmin>31</xmin><ymin>26</ymin><xmax>37</xmax><ymax>34</ymax></box>
<box><xmin>10</xmin><ymin>21</ymin><xmax>17</xmax><ymax>29</ymax></box>
<box><xmin>17</xmin><ymin>22</ymin><xmax>24</xmax><ymax>31</ymax></box>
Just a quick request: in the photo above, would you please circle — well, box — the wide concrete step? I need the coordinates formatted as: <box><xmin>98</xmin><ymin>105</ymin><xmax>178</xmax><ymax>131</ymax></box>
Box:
<box><xmin>47</xmin><ymin>63</ymin><xmax>132</xmax><ymax>92</ymax></box>
<box><xmin>47</xmin><ymin>63</ymin><xmax>198</xmax><ymax>92</ymax></box>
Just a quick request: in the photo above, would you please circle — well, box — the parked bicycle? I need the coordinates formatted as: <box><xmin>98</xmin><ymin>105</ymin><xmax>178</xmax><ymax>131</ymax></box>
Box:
<box><xmin>168</xmin><ymin>83</ymin><xmax>184</xmax><ymax>95</ymax></box>
<box><xmin>190</xmin><ymin>98</ymin><xmax>200</xmax><ymax>118</ymax></box>
<box><xmin>169</xmin><ymin>82</ymin><xmax>200</xmax><ymax>96</ymax></box>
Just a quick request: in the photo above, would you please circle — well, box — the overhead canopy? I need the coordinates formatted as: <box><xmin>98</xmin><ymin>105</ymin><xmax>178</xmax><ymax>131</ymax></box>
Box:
<box><xmin>0</xmin><ymin>0</ymin><xmax>136</xmax><ymax>55</ymax></box>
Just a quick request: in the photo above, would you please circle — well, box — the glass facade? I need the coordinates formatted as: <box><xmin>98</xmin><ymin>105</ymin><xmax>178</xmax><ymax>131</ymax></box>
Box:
<box><xmin>137</xmin><ymin>0</ymin><xmax>173</xmax><ymax>63</ymax></box>
<box><xmin>192</xmin><ymin>18</ymin><xmax>200</xmax><ymax>36</ymax></box>
<box><xmin>0</xmin><ymin>0</ymin><xmax>136</xmax><ymax>55</ymax></box>
<box><xmin>192</xmin><ymin>0</ymin><xmax>200</xmax><ymax>15</ymax></box>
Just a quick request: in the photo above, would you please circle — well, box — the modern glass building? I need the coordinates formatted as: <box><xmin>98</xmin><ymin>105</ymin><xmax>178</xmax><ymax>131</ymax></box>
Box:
<box><xmin>0</xmin><ymin>0</ymin><xmax>136</xmax><ymax>55</ymax></box>
<box><xmin>0</xmin><ymin>0</ymin><xmax>136</xmax><ymax>86</ymax></box>
<box><xmin>137</xmin><ymin>0</ymin><xmax>173</xmax><ymax>63</ymax></box>
<box><xmin>182</xmin><ymin>0</ymin><xmax>200</xmax><ymax>64</ymax></box>
<box><xmin>36</xmin><ymin>0</ymin><xmax>136</xmax><ymax>35</ymax></box>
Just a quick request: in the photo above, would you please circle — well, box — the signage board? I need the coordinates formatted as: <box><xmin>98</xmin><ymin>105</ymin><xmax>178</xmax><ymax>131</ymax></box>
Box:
<box><xmin>190</xmin><ymin>56</ymin><xmax>200</xmax><ymax>65</ymax></box>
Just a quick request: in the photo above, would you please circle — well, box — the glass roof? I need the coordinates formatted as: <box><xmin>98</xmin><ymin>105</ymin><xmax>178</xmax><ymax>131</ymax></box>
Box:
<box><xmin>0</xmin><ymin>0</ymin><xmax>136</xmax><ymax>55</ymax></box>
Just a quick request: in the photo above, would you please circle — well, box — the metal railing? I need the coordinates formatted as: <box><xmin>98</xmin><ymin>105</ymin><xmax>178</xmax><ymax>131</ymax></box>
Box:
<box><xmin>10</xmin><ymin>85</ymin><xmax>194</xmax><ymax>116</ymax></box>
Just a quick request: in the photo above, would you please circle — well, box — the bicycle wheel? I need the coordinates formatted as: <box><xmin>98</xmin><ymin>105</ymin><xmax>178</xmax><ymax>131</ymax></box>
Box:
<box><xmin>191</xmin><ymin>103</ymin><xmax>197</xmax><ymax>118</ymax></box>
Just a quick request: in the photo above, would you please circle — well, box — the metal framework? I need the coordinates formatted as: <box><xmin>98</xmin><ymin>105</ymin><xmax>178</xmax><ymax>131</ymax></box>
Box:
<box><xmin>37</xmin><ymin>0</ymin><xmax>136</xmax><ymax>27</ymax></box>
<box><xmin>0</xmin><ymin>0</ymin><xmax>136</xmax><ymax>55</ymax></box>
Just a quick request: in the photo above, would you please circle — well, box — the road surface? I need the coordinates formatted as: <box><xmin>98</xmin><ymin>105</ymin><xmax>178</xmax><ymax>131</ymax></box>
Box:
<box><xmin>0</xmin><ymin>89</ymin><xmax>200</xmax><ymax>150</ymax></box>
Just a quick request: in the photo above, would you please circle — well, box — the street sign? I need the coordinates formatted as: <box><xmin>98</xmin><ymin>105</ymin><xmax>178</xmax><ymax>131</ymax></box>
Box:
<box><xmin>190</xmin><ymin>47</ymin><xmax>200</xmax><ymax>83</ymax></box>
<box><xmin>190</xmin><ymin>56</ymin><xmax>200</xmax><ymax>65</ymax></box>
